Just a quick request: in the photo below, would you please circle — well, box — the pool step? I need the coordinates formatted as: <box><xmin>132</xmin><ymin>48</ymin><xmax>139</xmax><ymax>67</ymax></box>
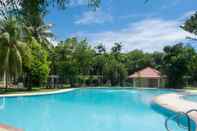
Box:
<box><xmin>153</xmin><ymin>93</ymin><xmax>197</xmax><ymax>131</ymax></box>
<box><xmin>165</xmin><ymin>109</ymin><xmax>197</xmax><ymax>131</ymax></box>
<box><xmin>165</xmin><ymin>111</ymin><xmax>191</xmax><ymax>131</ymax></box>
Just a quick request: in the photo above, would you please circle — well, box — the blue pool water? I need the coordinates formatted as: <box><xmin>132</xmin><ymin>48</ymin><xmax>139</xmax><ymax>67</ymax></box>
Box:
<box><xmin>0</xmin><ymin>88</ymin><xmax>194</xmax><ymax>131</ymax></box>
<box><xmin>183</xmin><ymin>95</ymin><xmax>197</xmax><ymax>102</ymax></box>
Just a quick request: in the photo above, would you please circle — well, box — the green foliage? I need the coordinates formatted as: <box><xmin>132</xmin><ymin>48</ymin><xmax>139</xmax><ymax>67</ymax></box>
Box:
<box><xmin>0</xmin><ymin>17</ymin><xmax>30</xmax><ymax>86</ymax></box>
<box><xmin>151</xmin><ymin>52</ymin><xmax>164</xmax><ymax>70</ymax></box>
<box><xmin>73</xmin><ymin>39</ymin><xmax>95</xmax><ymax>74</ymax></box>
<box><xmin>95</xmin><ymin>44</ymin><xmax>106</xmax><ymax>54</ymax></box>
<box><xmin>111</xmin><ymin>42</ymin><xmax>122</xmax><ymax>54</ymax></box>
<box><xmin>0</xmin><ymin>17</ymin><xmax>52</xmax><ymax>90</ymax></box>
<box><xmin>162</xmin><ymin>43</ymin><xmax>196</xmax><ymax>88</ymax></box>
<box><xmin>189</xmin><ymin>54</ymin><xmax>197</xmax><ymax>83</ymax></box>
<box><xmin>28</xmin><ymin>38</ymin><xmax>50</xmax><ymax>86</ymax></box>
<box><xmin>0</xmin><ymin>0</ymin><xmax>100</xmax><ymax>19</ymax></box>
<box><xmin>26</xmin><ymin>24</ymin><xmax>53</xmax><ymax>49</ymax></box>
<box><xmin>53</xmin><ymin>38</ymin><xmax>129</xmax><ymax>86</ymax></box>
<box><xmin>125</xmin><ymin>50</ymin><xmax>152</xmax><ymax>74</ymax></box>
<box><xmin>1</xmin><ymin>9</ymin><xmax>197</xmax><ymax>89</ymax></box>
<box><xmin>51</xmin><ymin>38</ymin><xmax>197</xmax><ymax>88</ymax></box>
<box><xmin>181</xmin><ymin>12</ymin><xmax>197</xmax><ymax>36</ymax></box>
<box><xmin>93</xmin><ymin>54</ymin><xmax>107</xmax><ymax>75</ymax></box>
<box><xmin>103</xmin><ymin>56</ymin><xmax>128</xmax><ymax>86</ymax></box>
<box><xmin>53</xmin><ymin>37</ymin><xmax>95</xmax><ymax>85</ymax></box>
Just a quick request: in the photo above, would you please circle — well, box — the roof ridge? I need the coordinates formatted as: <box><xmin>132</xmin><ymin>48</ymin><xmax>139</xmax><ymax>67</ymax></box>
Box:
<box><xmin>128</xmin><ymin>67</ymin><xmax>161</xmax><ymax>78</ymax></box>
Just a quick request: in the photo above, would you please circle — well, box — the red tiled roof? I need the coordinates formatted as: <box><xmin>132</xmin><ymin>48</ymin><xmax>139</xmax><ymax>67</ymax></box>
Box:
<box><xmin>128</xmin><ymin>67</ymin><xmax>161</xmax><ymax>79</ymax></box>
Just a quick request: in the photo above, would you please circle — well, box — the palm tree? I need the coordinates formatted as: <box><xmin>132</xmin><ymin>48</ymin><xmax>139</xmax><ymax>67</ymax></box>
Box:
<box><xmin>26</xmin><ymin>23</ymin><xmax>54</xmax><ymax>49</ymax></box>
<box><xmin>0</xmin><ymin>0</ymin><xmax>100</xmax><ymax>19</ymax></box>
<box><xmin>0</xmin><ymin>17</ymin><xmax>27</xmax><ymax>90</ymax></box>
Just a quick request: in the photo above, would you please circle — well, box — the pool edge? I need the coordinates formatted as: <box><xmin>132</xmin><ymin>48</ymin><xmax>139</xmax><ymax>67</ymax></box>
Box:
<box><xmin>153</xmin><ymin>93</ymin><xmax>197</xmax><ymax>131</ymax></box>
<box><xmin>0</xmin><ymin>123</ymin><xmax>23</xmax><ymax>131</ymax></box>
<box><xmin>0</xmin><ymin>88</ymin><xmax>76</xmax><ymax>98</ymax></box>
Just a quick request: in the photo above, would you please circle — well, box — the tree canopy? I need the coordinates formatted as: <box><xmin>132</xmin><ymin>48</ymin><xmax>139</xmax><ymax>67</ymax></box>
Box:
<box><xmin>0</xmin><ymin>0</ymin><xmax>100</xmax><ymax>19</ymax></box>
<box><xmin>0</xmin><ymin>0</ymin><xmax>197</xmax><ymax>89</ymax></box>
<box><xmin>162</xmin><ymin>43</ymin><xmax>196</xmax><ymax>88</ymax></box>
<box><xmin>181</xmin><ymin>11</ymin><xmax>197</xmax><ymax>40</ymax></box>
<box><xmin>0</xmin><ymin>17</ymin><xmax>30</xmax><ymax>89</ymax></box>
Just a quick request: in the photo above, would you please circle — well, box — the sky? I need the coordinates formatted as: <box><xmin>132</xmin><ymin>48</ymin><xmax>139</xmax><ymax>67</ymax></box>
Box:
<box><xmin>45</xmin><ymin>0</ymin><xmax>197</xmax><ymax>52</ymax></box>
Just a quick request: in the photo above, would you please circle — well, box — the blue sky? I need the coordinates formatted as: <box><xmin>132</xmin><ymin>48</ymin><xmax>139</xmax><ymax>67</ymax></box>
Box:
<box><xmin>45</xmin><ymin>0</ymin><xmax>197</xmax><ymax>52</ymax></box>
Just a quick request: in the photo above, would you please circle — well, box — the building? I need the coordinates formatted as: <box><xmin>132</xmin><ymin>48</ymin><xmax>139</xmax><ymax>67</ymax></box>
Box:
<box><xmin>128</xmin><ymin>67</ymin><xmax>164</xmax><ymax>88</ymax></box>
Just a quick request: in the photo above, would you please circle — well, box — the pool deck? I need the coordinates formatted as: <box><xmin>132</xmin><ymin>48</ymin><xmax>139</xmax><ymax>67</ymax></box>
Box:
<box><xmin>153</xmin><ymin>93</ymin><xmax>197</xmax><ymax>130</ymax></box>
<box><xmin>0</xmin><ymin>124</ymin><xmax>23</xmax><ymax>131</ymax></box>
<box><xmin>0</xmin><ymin>88</ymin><xmax>75</xmax><ymax>98</ymax></box>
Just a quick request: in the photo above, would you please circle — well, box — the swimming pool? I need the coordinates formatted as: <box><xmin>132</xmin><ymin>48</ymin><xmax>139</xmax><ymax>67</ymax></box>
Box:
<box><xmin>0</xmin><ymin>88</ymin><xmax>194</xmax><ymax>131</ymax></box>
<box><xmin>183</xmin><ymin>94</ymin><xmax>197</xmax><ymax>102</ymax></box>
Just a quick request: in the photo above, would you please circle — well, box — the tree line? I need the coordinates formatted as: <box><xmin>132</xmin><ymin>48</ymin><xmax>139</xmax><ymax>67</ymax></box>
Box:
<box><xmin>0</xmin><ymin>1</ymin><xmax>197</xmax><ymax>89</ymax></box>
<box><xmin>48</xmin><ymin>38</ymin><xmax>197</xmax><ymax>89</ymax></box>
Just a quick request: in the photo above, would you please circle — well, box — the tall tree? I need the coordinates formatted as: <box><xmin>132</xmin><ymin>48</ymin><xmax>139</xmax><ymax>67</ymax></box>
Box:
<box><xmin>0</xmin><ymin>0</ymin><xmax>100</xmax><ymax>50</ymax></box>
<box><xmin>0</xmin><ymin>0</ymin><xmax>100</xmax><ymax>19</ymax></box>
<box><xmin>29</xmin><ymin>38</ymin><xmax>50</xmax><ymax>87</ymax></box>
<box><xmin>53</xmin><ymin>38</ymin><xmax>95</xmax><ymax>86</ymax></box>
<box><xmin>54</xmin><ymin>38</ymin><xmax>79</xmax><ymax>86</ymax></box>
<box><xmin>125</xmin><ymin>50</ymin><xmax>152</xmax><ymax>74</ymax></box>
<box><xmin>74</xmin><ymin>39</ymin><xmax>95</xmax><ymax>75</ymax></box>
<box><xmin>111</xmin><ymin>42</ymin><xmax>122</xmax><ymax>54</ymax></box>
<box><xmin>95</xmin><ymin>44</ymin><xmax>106</xmax><ymax>54</ymax></box>
<box><xmin>162</xmin><ymin>43</ymin><xmax>195</xmax><ymax>88</ymax></box>
<box><xmin>103</xmin><ymin>57</ymin><xmax>127</xmax><ymax>86</ymax></box>
<box><xmin>0</xmin><ymin>17</ymin><xmax>29</xmax><ymax>89</ymax></box>
<box><xmin>25</xmin><ymin>23</ymin><xmax>54</xmax><ymax>49</ymax></box>
<box><xmin>151</xmin><ymin>52</ymin><xmax>164</xmax><ymax>70</ymax></box>
<box><xmin>181</xmin><ymin>11</ymin><xmax>197</xmax><ymax>40</ymax></box>
<box><xmin>111</xmin><ymin>42</ymin><xmax>123</xmax><ymax>62</ymax></box>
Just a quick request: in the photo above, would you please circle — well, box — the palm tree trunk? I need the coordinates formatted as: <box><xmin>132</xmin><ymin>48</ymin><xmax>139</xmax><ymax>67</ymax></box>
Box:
<box><xmin>5</xmin><ymin>72</ymin><xmax>8</xmax><ymax>91</ymax></box>
<box><xmin>3</xmin><ymin>71</ymin><xmax>6</xmax><ymax>88</ymax></box>
<box><xmin>27</xmin><ymin>72</ymin><xmax>32</xmax><ymax>91</ymax></box>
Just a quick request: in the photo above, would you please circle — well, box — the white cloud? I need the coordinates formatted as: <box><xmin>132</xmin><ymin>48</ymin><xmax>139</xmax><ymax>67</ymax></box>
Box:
<box><xmin>74</xmin><ymin>18</ymin><xmax>195</xmax><ymax>52</ymax></box>
<box><xmin>48</xmin><ymin>38</ymin><xmax>58</xmax><ymax>46</ymax></box>
<box><xmin>74</xmin><ymin>9</ymin><xmax>113</xmax><ymax>25</ymax></box>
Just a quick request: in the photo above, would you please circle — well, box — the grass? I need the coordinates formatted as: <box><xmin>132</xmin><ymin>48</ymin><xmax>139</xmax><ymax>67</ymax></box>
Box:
<box><xmin>0</xmin><ymin>81</ymin><xmax>71</xmax><ymax>94</ymax></box>
<box><xmin>185</xmin><ymin>86</ymin><xmax>197</xmax><ymax>90</ymax></box>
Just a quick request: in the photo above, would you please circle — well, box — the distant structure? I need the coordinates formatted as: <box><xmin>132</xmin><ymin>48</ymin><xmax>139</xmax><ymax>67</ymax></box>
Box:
<box><xmin>47</xmin><ymin>75</ymin><xmax>63</xmax><ymax>88</ymax></box>
<box><xmin>128</xmin><ymin>67</ymin><xmax>164</xmax><ymax>88</ymax></box>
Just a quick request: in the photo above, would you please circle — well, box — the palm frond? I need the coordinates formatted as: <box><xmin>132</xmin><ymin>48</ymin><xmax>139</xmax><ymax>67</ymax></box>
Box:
<box><xmin>0</xmin><ymin>16</ymin><xmax>28</xmax><ymax>79</ymax></box>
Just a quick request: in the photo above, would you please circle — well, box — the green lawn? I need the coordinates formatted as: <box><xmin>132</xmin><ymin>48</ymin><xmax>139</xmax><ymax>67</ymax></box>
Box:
<box><xmin>185</xmin><ymin>86</ymin><xmax>197</xmax><ymax>90</ymax></box>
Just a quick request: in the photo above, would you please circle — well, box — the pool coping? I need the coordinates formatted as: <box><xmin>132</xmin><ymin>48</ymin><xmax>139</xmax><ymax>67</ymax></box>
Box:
<box><xmin>0</xmin><ymin>87</ymin><xmax>192</xmax><ymax>97</ymax></box>
<box><xmin>153</xmin><ymin>93</ymin><xmax>197</xmax><ymax>130</ymax></box>
<box><xmin>0</xmin><ymin>124</ymin><xmax>23</xmax><ymax>131</ymax></box>
<box><xmin>0</xmin><ymin>88</ymin><xmax>75</xmax><ymax>98</ymax></box>
<box><xmin>0</xmin><ymin>87</ymin><xmax>173</xmax><ymax>98</ymax></box>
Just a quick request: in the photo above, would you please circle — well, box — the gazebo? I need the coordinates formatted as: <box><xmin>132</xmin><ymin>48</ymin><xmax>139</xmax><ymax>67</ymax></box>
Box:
<box><xmin>128</xmin><ymin>67</ymin><xmax>164</xmax><ymax>88</ymax></box>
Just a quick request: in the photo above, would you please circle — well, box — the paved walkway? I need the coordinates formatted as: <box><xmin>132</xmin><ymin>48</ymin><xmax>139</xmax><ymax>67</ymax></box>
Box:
<box><xmin>0</xmin><ymin>88</ymin><xmax>74</xmax><ymax>98</ymax></box>
<box><xmin>0</xmin><ymin>124</ymin><xmax>23</xmax><ymax>131</ymax></box>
